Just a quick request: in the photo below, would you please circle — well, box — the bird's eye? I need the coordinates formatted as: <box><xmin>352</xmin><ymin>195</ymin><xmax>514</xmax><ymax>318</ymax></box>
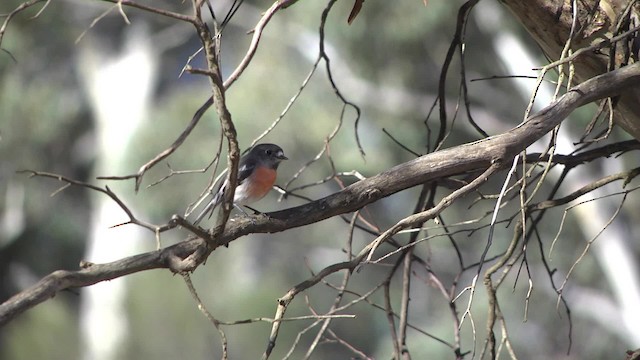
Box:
<box><xmin>265</xmin><ymin>149</ymin><xmax>272</xmax><ymax>156</ymax></box>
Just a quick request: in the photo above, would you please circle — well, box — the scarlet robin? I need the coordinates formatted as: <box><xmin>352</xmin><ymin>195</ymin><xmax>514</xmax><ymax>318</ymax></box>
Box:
<box><xmin>193</xmin><ymin>143</ymin><xmax>287</xmax><ymax>225</ymax></box>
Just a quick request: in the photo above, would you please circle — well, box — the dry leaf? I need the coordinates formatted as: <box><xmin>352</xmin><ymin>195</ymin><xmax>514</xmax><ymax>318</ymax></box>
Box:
<box><xmin>348</xmin><ymin>0</ymin><xmax>364</xmax><ymax>25</ymax></box>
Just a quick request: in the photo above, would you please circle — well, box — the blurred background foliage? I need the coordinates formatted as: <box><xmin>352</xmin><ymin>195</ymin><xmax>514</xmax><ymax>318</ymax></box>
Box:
<box><xmin>1</xmin><ymin>0</ymin><xmax>638</xmax><ymax>359</ymax></box>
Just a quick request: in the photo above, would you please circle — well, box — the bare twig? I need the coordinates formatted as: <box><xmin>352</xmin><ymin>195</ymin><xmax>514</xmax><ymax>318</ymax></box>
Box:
<box><xmin>0</xmin><ymin>0</ymin><xmax>47</xmax><ymax>50</ymax></box>
<box><xmin>17</xmin><ymin>170</ymin><xmax>161</xmax><ymax>232</ymax></box>
<box><xmin>98</xmin><ymin>0</ymin><xmax>194</xmax><ymax>23</ymax></box>
<box><xmin>182</xmin><ymin>273</ymin><xmax>228</xmax><ymax>360</ymax></box>
<box><xmin>433</xmin><ymin>0</ymin><xmax>482</xmax><ymax>151</ymax></box>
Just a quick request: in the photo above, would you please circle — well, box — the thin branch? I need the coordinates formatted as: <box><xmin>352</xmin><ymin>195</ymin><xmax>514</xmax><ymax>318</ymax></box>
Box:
<box><xmin>224</xmin><ymin>0</ymin><xmax>298</xmax><ymax>89</ymax></box>
<box><xmin>17</xmin><ymin>170</ymin><xmax>160</xmax><ymax>232</ymax></box>
<box><xmin>191</xmin><ymin>0</ymin><xmax>240</xmax><ymax>244</ymax></box>
<box><xmin>262</xmin><ymin>261</ymin><xmax>354</xmax><ymax>359</ymax></box>
<box><xmin>317</xmin><ymin>0</ymin><xmax>364</xmax><ymax>157</ymax></box>
<box><xmin>433</xmin><ymin>0</ymin><xmax>481</xmax><ymax>150</ymax></box>
<box><xmin>398</xmin><ymin>248</ymin><xmax>413</xmax><ymax>359</ymax></box>
<box><xmin>528</xmin><ymin>167</ymin><xmax>640</xmax><ymax>212</ymax></box>
<box><xmin>0</xmin><ymin>0</ymin><xmax>47</xmax><ymax>51</ymax></box>
<box><xmin>362</xmin><ymin>162</ymin><xmax>501</xmax><ymax>264</ymax></box>
<box><xmin>384</xmin><ymin>273</ymin><xmax>402</xmax><ymax>360</ymax></box>
<box><xmin>182</xmin><ymin>274</ymin><xmax>228</xmax><ymax>360</ymax></box>
<box><xmin>97</xmin><ymin>0</ymin><xmax>195</xmax><ymax>23</ymax></box>
<box><xmin>96</xmin><ymin>94</ymin><xmax>216</xmax><ymax>192</ymax></box>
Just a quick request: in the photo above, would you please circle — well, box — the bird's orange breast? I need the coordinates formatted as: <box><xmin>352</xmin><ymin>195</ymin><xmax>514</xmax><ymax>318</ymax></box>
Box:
<box><xmin>246</xmin><ymin>166</ymin><xmax>277</xmax><ymax>198</ymax></box>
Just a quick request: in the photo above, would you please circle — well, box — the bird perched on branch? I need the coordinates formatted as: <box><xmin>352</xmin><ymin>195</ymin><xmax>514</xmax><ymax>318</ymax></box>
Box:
<box><xmin>193</xmin><ymin>143</ymin><xmax>288</xmax><ymax>225</ymax></box>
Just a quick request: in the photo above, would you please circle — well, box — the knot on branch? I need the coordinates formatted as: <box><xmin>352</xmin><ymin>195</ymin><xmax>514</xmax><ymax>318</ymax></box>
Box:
<box><xmin>164</xmin><ymin>240</ymin><xmax>210</xmax><ymax>273</ymax></box>
<box><xmin>360</xmin><ymin>187</ymin><xmax>381</xmax><ymax>200</ymax></box>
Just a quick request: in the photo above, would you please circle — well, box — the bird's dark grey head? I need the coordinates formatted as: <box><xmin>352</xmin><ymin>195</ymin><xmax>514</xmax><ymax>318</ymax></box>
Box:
<box><xmin>250</xmin><ymin>143</ymin><xmax>288</xmax><ymax>162</ymax></box>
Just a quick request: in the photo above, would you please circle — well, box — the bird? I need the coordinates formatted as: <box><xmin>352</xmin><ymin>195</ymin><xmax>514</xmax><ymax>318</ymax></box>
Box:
<box><xmin>192</xmin><ymin>143</ymin><xmax>288</xmax><ymax>225</ymax></box>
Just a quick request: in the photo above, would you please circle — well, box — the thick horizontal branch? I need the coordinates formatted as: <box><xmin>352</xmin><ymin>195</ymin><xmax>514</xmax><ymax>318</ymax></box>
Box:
<box><xmin>1</xmin><ymin>62</ymin><xmax>639</xmax><ymax>327</ymax></box>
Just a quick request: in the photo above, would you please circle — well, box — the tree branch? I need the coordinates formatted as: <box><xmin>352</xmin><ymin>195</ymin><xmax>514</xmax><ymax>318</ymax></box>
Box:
<box><xmin>1</xmin><ymin>62</ymin><xmax>639</xmax><ymax>327</ymax></box>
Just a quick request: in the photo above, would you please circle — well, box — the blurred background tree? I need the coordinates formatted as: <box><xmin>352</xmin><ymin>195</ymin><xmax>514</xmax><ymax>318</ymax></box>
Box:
<box><xmin>1</xmin><ymin>0</ymin><xmax>639</xmax><ymax>359</ymax></box>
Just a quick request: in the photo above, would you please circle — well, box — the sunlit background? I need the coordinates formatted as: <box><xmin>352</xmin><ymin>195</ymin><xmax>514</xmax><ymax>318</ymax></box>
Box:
<box><xmin>1</xmin><ymin>0</ymin><xmax>639</xmax><ymax>359</ymax></box>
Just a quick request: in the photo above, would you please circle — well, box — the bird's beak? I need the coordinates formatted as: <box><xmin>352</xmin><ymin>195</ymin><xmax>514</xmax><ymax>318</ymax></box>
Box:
<box><xmin>276</xmin><ymin>151</ymin><xmax>288</xmax><ymax>160</ymax></box>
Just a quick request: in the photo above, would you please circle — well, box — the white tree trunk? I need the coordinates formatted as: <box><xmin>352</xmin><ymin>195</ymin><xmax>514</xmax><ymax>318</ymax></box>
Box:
<box><xmin>77</xmin><ymin>25</ymin><xmax>157</xmax><ymax>360</ymax></box>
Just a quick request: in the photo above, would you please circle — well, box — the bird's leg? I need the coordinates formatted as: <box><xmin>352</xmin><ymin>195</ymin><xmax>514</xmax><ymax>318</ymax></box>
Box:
<box><xmin>234</xmin><ymin>205</ymin><xmax>262</xmax><ymax>226</ymax></box>
<box><xmin>242</xmin><ymin>205</ymin><xmax>262</xmax><ymax>215</ymax></box>
<box><xmin>234</xmin><ymin>204</ymin><xmax>251</xmax><ymax>216</ymax></box>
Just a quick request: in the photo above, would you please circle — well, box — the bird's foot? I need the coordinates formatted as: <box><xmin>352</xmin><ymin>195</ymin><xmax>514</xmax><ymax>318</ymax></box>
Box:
<box><xmin>243</xmin><ymin>205</ymin><xmax>262</xmax><ymax>215</ymax></box>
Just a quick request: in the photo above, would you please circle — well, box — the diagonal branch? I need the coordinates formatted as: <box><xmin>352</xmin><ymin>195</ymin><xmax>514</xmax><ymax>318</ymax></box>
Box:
<box><xmin>1</xmin><ymin>62</ymin><xmax>639</xmax><ymax>327</ymax></box>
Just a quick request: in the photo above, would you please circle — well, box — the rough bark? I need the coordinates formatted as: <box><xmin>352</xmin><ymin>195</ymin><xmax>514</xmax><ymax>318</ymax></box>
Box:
<box><xmin>500</xmin><ymin>0</ymin><xmax>640</xmax><ymax>139</ymax></box>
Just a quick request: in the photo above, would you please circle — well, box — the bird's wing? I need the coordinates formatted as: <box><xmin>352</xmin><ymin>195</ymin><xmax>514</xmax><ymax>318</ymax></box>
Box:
<box><xmin>237</xmin><ymin>157</ymin><xmax>257</xmax><ymax>184</ymax></box>
<box><xmin>193</xmin><ymin>157</ymin><xmax>255</xmax><ymax>225</ymax></box>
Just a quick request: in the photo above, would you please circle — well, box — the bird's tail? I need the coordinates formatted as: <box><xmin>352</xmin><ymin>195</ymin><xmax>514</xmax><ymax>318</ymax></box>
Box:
<box><xmin>192</xmin><ymin>191</ymin><xmax>223</xmax><ymax>226</ymax></box>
